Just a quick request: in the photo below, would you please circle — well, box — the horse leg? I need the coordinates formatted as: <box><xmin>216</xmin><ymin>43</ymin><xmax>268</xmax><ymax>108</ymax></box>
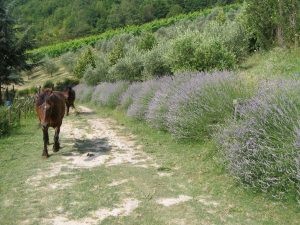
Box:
<box><xmin>66</xmin><ymin>105</ymin><xmax>70</xmax><ymax>116</ymax></box>
<box><xmin>42</xmin><ymin>126</ymin><xmax>49</xmax><ymax>158</ymax></box>
<box><xmin>53</xmin><ymin>126</ymin><xmax>60</xmax><ymax>152</ymax></box>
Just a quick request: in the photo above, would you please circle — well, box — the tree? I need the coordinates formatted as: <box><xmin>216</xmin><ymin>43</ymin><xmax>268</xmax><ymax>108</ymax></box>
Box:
<box><xmin>244</xmin><ymin>0</ymin><xmax>299</xmax><ymax>49</ymax></box>
<box><xmin>42</xmin><ymin>56</ymin><xmax>59</xmax><ymax>77</ymax></box>
<box><xmin>0</xmin><ymin>2</ymin><xmax>29</xmax><ymax>104</ymax></box>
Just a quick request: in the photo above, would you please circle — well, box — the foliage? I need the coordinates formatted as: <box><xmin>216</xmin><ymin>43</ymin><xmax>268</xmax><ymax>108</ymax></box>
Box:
<box><xmin>137</xmin><ymin>32</ymin><xmax>157</xmax><ymax>51</ymax></box>
<box><xmin>0</xmin><ymin>2</ymin><xmax>30</xmax><ymax>104</ymax></box>
<box><xmin>73</xmin><ymin>84</ymin><xmax>94</xmax><ymax>102</ymax></box>
<box><xmin>42</xmin><ymin>56</ymin><xmax>59</xmax><ymax>76</ymax></box>
<box><xmin>142</xmin><ymin>46</ymin><xmax>172</xmax><ymax>78</ymax></box>
<box><xmin>74</xmin><ymin>49</ymin><xmax>96</xmax><ymax>79</ymax></box>
<box><xmin>91</xmin><ymin>81</ymin><xmax>129</xmax><ymax>108</ymax></box>
<box><xmin>60</xmin><ymin>51</ymin><xmax>77</xmax><ymax>73</ymax></box>
<box><xmin>43</xmin><ymin>80</ymin><xmax>54</xmax><ymax>89</ymax></box>
<box><xmin>12</xmin><ymin>0</ymin><xmax>239</xmax><ymax>46</ymax></box>
<box><xmin>243</xmin><ymin>0</ymin><xmax>299</xmax><ymax>49</ymax></box>
<box><xmin>166</xmin><ymin>72</ymin><xmax>250</xmax><ymax>141</ymax></box>
<box><xmin>27</xmin><ymin>3</ymin><xmax>241</xmax><ymax>58</ymax></box>
<box><xmin>84</xmin><ymin>57</ymin><xmax>110</xmax><ymax>86</ymax></box>
<box><xmin>55</xmin><ymin>78</ymin><xmax>79</xmax><ymax>91</ymax></box>
<box><xmin>108</xmin><ymin>48</ymin><xmax>144</xmax><ymax>81</ymax></box>
<box><xmin>127</xmin><ymin>80</ymin><xmax>160</xmax><ymax>120</ymax></box>
<box><xmin>217</xmin><ymin>80</ymin><xmax>300</xmax><ymax>199</ymax></box>
<box><xmin>119</xmin><ymin>82</ymin><xmax>143</xmax><ymax>109</ymax></box>
<box><xmin>108</xmin><ymin>41</ymin><xmax>125</xmax><ymax>65</ymax></box>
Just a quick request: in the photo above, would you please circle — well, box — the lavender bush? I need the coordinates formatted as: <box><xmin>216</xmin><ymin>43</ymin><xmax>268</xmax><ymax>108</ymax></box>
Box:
<box><xmin>146</xmin><ymin>74</ymin><xmax>192</xmax><ymax>130</ymax></box>
<box><xmin>74</xmin><ymin>84</ymin><xmax>94</xmax><ymax>102</ymax></box>
<box><xmin>127</xmin><ymin>79</ymin><xmax>160</xmax><ymax>120</ymax></box>
<box><xmin>91</xmin><ymin>81</ymin><xmax>129</xmax><ymax>108</ymax></box>
<box><xmin>119</xmin><ymin>82</ymin><xmax>143</xmax><ymax>110</ymax></box>
<box><xmin>166</xmin><ymin>72</ymin><xmax>250</xmax><ymax>141</ymax></box>
<box><xmin>217</xmin><ymin>80</ymin><xmax>300</xmax><ymax>199</ymax></box>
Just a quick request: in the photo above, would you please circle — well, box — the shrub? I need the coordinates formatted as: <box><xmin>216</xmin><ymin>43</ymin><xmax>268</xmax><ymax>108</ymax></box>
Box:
<box><xmin>108</xmin><ymin>48</ymin><xmax>144</xmax><ymax>81</ymax></box>
<box><xmin>119</xmin><ymin>82</ymin><xmax>143</xmax><ymax>110</ymax></box>
<box><xmin>73</xmin><ymin>84</ymin><xmax>94</xmax><ymax>102</ymax></box>
<box><xmin>42</xmin><ymin>56</ymin><xmax>59</xmax><ymax>76</ymax></box>
<box><xmin>0</xmin><ymin>107</ymin><xmax>9</xmax><ymax>136</ymax></box>
<box><xmin>91</xmin><ymin>81</ymin><xmax>129</xmax><ymax>108</ymax></box>
<box><xmin>217</xmin><ymin>80</ymin><xmax>300</xmax><ymax>199</ymax></box>
<box><xmin>74</xmin><ymin>48</ymin><xmax>96</xmax><ymax>79</ymax></box>
<box><xmin>146</xmin><ymin>74</ymin><xmax>190</xmax><ymax>130</ymax></box>
<box><xmin>166</xmin><ymin>72</ymin><xmax>250</xmax><ymax>141</ymax></box>
<box><xmin>137</xmin><ymin>32</ymin><xmax>157</xmax><ymax>51</ymax></box>
<box><xmin>108</xmin><ymin>41</ymin><xmax>125</xmax><ymax>65</ymax></box>
<box><xmin>43</xmin><ymin>80</ymin><xmax>54</xmax><ymax>89</ymax></box>
<box><xmin>142</xmin><ymin>46</ymin><xmax>172</xmax><ymax>78</ymax></box>
<box><xmin>55</xmin><ymin>78</ymin><xmax>80</xmax><ymax>91</ymax></box>
<box><xmin>194</xmin><ymin>40</ymin><xmax>236</xmax><ymax>71</ymax></box>
<box><xmin>60</xmin><ymin>52</ymin><xmax>77</xmax><ymax>73</ymax></box>
<box><xmin>127</xmin><ymin>79</ymin><xmax>160</xmax><ymax>120</ymax></box>
<box><xmin>84</xmin><ymin>57</ymin><xmax>110</xmax><ymax>85</ymax></box>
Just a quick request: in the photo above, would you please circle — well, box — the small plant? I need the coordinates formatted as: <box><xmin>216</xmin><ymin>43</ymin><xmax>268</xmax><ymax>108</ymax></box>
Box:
<box><xmin>73</xmin><ymin>84</ymin><xmax>94</xmax><ymax>102</ymax></box>
<box><xmin>43</xmin><ymin>80</ymin><xmax>54</xmax><ymax>89</ymax></box>
<box><xmin>119</xmin><ymin>82</ymin><xmax>143</xmax><ymax>109</ymax></box>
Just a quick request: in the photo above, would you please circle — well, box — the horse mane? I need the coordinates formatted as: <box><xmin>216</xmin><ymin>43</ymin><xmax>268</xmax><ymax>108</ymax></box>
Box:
<box><xmin>35</xmin><ymin>89</ymin><xmax>53</xmax><ymax>107</ymax></box>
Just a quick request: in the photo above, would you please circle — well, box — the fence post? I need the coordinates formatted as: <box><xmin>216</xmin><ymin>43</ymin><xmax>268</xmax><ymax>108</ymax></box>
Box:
<box><xmin>233</xmin><ymin>99</ymin><xmax>238</xmax><ymax>120</ymax></box>
<box><xmin>9</xmin><ymin>107</ymin><xmax>12</xmax><ymax>124</ymax></box>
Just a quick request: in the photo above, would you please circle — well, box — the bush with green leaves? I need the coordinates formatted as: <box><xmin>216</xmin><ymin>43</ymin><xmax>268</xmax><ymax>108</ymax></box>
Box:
<box><xmin>142</xmin><ymin>45</ymin><xmax>172</xmax><ymax>78</ymax></box>
<box><xmin>0</xmin><ymin>107</ymin><xmax>10</xmax><ymax>136</ymax></box>
<box><xmin>74</xmin><ymin>49</ymin><xmax>96</xmax><ymax>79</ymax></box>
<box><xmin>91</xmin><ymin>81</ymin><xmax>129</xmax><ymax>108</ymax></box>
<box><xmin>137</xmin><ymin>32</ymin><xmax>157</xmax><ymax>51</ymax></box>
<box><xmin>60</xmin><ymin>52</ymin><xmax>77</xmax><ymax>73</ymax></box>
<box><xmin>84</xmin><ymin>56</ymin><xmax>110</xmax><ymax>85</ymax></box>
<box><xmin>55</xmin><ymin>78</ymin><xmax>79</xmax><ymax>91</ymax></box>
<box><xmin>217</xmin><ymin>80</ymin><xmax>300</xmax><ymax>200</ymax></box>
<box><xmin>108</xmin><ymin>48</ymin><xmax>144</xmax><ymax>81</ymax></box>
<box><xmin>108</xmin><ymin>41</ymin><xmax>125</xmax><ymax>66</ymax></box>
<box><xmin>42</xmin><ymin>56</ymin><xmax>59</xmax><ymax>76</ymax></box>
<box><xmin>43</xmin><ymin>80</ymin><xmax>54</xmax><ymax>89</ymax></box>
<box><xmin>166</xmin><ymin>72</ymin><xmax>250</xmax><ymax>141</ymax></box>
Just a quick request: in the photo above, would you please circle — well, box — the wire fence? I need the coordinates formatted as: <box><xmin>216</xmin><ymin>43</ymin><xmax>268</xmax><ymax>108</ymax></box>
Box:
<box><xmin>0</xmin><ymin>96</ymin><xmax>35</xmax><ymax>137</ymax></box>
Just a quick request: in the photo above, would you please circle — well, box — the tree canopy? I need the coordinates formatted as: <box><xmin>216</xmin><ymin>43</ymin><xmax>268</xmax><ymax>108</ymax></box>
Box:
<box><xmin>0</xmin><ymin>2</ymin><xmax>29</xmax><ymax>103</ymax></box>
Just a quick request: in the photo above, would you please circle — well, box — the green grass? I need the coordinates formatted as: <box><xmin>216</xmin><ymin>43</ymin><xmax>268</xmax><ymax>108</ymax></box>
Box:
<box><xmin>239</xmin><ymin>47</ymin><xmax>300</xmax><ymax>80</ymax></box>
<box><xmin>1</xmin><ymin>106</ymin><xmax>300</xmax><ymax>225</ymax></box>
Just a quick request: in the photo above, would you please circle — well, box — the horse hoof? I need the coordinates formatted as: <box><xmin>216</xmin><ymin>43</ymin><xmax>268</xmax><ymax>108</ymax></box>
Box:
<box><xmin>42</xmin><ymin>154</ymin><xmax>49</xmax><ymax>158</ymax></box>
<box><xmin>53</xmin><ymin>145</ymin><xmax>60</xmax><ymax>152</ymax></box>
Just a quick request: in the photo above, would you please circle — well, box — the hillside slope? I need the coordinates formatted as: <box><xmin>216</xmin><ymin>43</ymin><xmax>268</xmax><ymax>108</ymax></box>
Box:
<box><xmin>8</xmin><ymin>0</ymin><xmax>238</xmax><ymax>46</ymax></box>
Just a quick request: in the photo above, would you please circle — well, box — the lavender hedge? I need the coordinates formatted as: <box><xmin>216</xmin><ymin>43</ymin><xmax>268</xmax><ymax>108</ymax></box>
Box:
<box><xmin>91</xmin><ymin>81</ymin><xmax>129</xmax><ymax>108</ymax></box>
<box><xmin>217</xmin><ymin>80</ymin><xmax>300</xmax><ymax>199</ymax></box>
<box><xmin>127</xmin><ymin>80</ymin><xmax>160</xmax><ymax>120</ymax></box>
<box><xmin>166</xmin><ymin>72</ymin><xmax>249</xmax><ymax>141</ymax></box>
<box><xmin>119</xmin><ymin>82</ymin><xmax>143</xmax><ymax>110</ymax></box>
<box><xmin>146</xmin><ymin>74</ymin><xmax>192</xmax><ymax>130</ymax></box>
<box><xmin>73</xmin><ymin>84</ymin><xmax>94</xmax><ymax>102</ymax></box>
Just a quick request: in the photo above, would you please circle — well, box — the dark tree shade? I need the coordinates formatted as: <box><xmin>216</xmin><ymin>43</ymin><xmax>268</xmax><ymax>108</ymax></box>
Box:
<box><xmin>0</xmin><ymin>2</ymin><xmax>29</xmax><ymax>104</ymax></box>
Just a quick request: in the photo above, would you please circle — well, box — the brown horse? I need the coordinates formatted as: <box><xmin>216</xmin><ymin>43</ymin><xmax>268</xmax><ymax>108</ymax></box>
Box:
<box><xmin>35</xmin><ymin>89</ymin><xmax>66</xmax><ymax>158</ymax></box>
<box><xmin>63</xmin><ymin>86</ymin><xmax>76</xmax><ymax>116</ymax></box>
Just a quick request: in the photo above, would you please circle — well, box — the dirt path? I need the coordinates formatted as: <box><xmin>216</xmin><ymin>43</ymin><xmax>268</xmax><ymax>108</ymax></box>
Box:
<box><xmin>24</xmin><ymin>106</ymin><xmax>212</xmax><ymax>225</ymax></box>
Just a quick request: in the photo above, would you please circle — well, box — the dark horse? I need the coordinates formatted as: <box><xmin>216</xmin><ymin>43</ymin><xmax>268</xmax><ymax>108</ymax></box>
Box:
<box><xmin>63</xmin><ymin>86</ymin><xmax>76</xmax><ymax>116</ymax></box>
<box><xmin>35</xmin><ymin>89</ymin><xmax>66</xmax><ymax>158</ymax></box>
